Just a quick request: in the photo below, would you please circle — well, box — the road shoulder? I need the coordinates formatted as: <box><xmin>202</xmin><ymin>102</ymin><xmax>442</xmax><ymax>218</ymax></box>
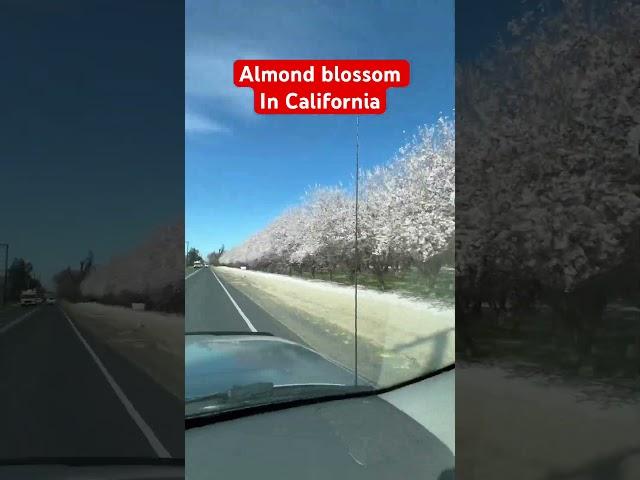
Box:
<box><xmin>62</xmin><ymin>301</ymin><xmax>183</xmax><ymax>402</ymax></box>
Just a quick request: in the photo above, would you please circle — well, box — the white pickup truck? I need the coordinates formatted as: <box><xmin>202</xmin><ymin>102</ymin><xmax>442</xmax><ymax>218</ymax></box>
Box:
<box><xmin>193</xmin><ymin>260</ymin><xmax>204</xmax><ymax>269</ymax></box>
<box><xmin>20</xmin><ymin>289</ymin><xmax>42</xmax><ymax>307</ymax></box>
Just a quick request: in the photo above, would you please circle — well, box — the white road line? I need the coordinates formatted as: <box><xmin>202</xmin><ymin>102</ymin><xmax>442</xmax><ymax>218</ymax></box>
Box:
<box><xmin>185</xmin><ymin>268</ymin><xmax>204</xmax><ymax>280</ymax></box>
<box><xmin>59</xmin><ymin>307</ymin><xmax>171</xmax><ymax>458</ymax></box>
<box><xmin>211</xmin><ymin>269</ymin><xmax>257</xmax><ymax>332</ymax></box>
<box><xmin>0</xmin><ymin>308</ymin><xmax>40</xmax><ymax>335</ymax></box>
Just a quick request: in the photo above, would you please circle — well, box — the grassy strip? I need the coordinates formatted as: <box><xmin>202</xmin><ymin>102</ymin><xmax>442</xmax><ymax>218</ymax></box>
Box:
<box><xmin>265</xmin><ymin>267</ymin><xmax>454</xmax><ymax>304</ymax></box>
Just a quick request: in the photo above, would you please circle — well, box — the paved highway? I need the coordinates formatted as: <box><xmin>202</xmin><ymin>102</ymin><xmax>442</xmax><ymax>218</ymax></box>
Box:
<box><xmin>0</xmin><ymin>304</ymin><xmax>182</xmax><ymax>459</ymax></box>
<box><xmin>185</xmin><ymin>267</ymin><xmax>304</xmax><ymax>343</ymax></box>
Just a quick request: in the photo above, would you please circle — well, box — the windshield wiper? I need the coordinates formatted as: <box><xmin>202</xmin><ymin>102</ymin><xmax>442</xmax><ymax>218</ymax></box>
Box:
<box><xmin>186</xmin><ymin>382</ymin><xmax>372</xmax><ymax>414</ymax></box>
<box><xmin>185</xmin><ymin>331</ymin><xmax>274</xmax><ymax>337</ymax></box>
<box><xmin>187</xmin><ymin>381</ymin><xmax>275</xmax><ymax>405</ymax></box>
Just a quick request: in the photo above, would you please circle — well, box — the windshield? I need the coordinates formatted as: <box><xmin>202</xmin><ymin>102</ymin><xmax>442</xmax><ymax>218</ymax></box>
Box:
<box><xmin>185</xmin><ymin>334</ymin><xmax>374</xmax><ymax>417</ymax></box>
<box><xmin>185</xmin><ymin>0</ymin><xmax>454</xmax><ymax>419</ymax></box>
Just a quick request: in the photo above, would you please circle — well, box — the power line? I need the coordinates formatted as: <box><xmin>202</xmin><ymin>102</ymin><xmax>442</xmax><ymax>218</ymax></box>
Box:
<box><xmin>354</xmin><ymin>115</ymin><xmax>360</xmax><ymax>386</ymax></box>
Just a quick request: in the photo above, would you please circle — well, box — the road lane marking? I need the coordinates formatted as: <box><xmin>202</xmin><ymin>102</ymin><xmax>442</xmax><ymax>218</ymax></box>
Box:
<box><xmin>0</xmin><ymin>308</ymin><xmax>40</xmax><ymax>335</ymax></box>
<box><xmin>211</xmin><ymin>269</ymin><xmax>257</xmax><ymax>332</ymax></box>
<box><xmin>60</xmin><ymin>307</ymin><xmax>171</xmax><ymax>458</ymax></box>
<box><xmin>185</xmin><ymin>268</ymin><xmax>204</xmax><ymax>280</ymax></box>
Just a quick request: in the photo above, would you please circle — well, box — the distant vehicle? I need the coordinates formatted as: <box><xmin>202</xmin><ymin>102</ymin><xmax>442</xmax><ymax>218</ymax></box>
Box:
<box><xmin>193</xmin><ymin>260</ymin><xmax>204</xmax><ymax>269</ymax></box>
<box><xmin>20</xmin><ymin>289</ymin><xmax>41</xmax><ymax>307</ymax></box>
<box><xmin>45</xmin><ymin>294</ymin><xmax>56</xmax><ymax>305</ymax></box>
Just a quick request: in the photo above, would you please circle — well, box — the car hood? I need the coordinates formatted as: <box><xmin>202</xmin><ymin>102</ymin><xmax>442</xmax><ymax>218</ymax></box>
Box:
<box><xmin>186</xmin><ymin>393</ymin><xmax>454</xmax><ymax>480</ymax></box>
<box><xmin>185</xmin><ymin>334</ymin><xmax>362</xmax><ymax>404</ymax></box>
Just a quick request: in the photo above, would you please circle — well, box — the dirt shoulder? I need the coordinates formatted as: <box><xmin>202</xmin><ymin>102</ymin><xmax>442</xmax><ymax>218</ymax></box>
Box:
<box><xmin>62</xmin><ymin>301</ymin><xmax>183</xmax><ymax>401</ymax></box>
<box><xmin>215</xmin><ymin>266</ymin><xmax>454</xmax><ymax>386</ymax></box>
<box><xmin>457</xmin><ymin>362</ymin><xmax>640</xmax><ymax>479</ymax></box>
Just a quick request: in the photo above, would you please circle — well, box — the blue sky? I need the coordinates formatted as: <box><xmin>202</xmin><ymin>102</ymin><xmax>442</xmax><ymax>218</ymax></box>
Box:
<box><xmin>186</xmin><ymin>0</ymin><xmax>454</xmax><ymax>256</ymax></box>
<box><xmin>1</xmin><ymin>1</ymin><xmax>183</xmax><ymax>287</ymax></box>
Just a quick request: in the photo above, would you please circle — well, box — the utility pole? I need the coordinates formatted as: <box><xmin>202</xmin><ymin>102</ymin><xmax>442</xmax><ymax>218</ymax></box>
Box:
<box><xmin>354</xmin><ymin>115</ymin><xmax>360</xmax><ymax>386</ymax></box>
<box><xmin>0</xmin><ymin>243</ymin><xmax>7</xmax><ymax>306</ymax></box>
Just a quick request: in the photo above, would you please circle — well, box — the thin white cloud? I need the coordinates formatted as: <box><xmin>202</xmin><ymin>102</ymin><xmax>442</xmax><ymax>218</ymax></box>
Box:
<box><xmin>185</xmin><ymin>0</ymin><xmax>364</xmax><ymax>124</ymax></box>
<box><xmin>185</xmin><ymin>110</ymin><xmax>229</xmax><ymax>134</ymax></box>
<box><xmin>185</xmin><ymin>47</ymin><xmax>261</xmax><ymax>118</ymax></box>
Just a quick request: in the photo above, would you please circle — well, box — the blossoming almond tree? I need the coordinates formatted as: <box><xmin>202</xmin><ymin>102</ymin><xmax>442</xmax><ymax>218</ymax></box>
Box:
<box><xmin>459</xmin><ymin>0</ymin><xmax>640</xmax><ymax>292</ymax></box>
<box><xmin>456</xmin><ymin>0</ymin><xmax>640</xmax><ymax>358</ymax></box>
<box><xmin>360</xmin><ymin>119</ymin><xmax>454</xmax><ymax>288</ymax></box>
<box><xmin>220</xmin><ymin>118</ymin><xmax>455</xmax><ymax>291</ymax></box>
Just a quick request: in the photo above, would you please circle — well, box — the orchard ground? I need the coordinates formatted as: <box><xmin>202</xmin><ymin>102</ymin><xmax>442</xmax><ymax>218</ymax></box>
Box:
<box><xmin>457</xmin><ymin>361</ymin><xmax>640</xmax><ymax>480</ymax></box>
<box><xmin>291</xmin><ymin>265</ymin><xmax>454</xmax><ymax>305</ymax></box>
<box><xmin>458</xmin><ymin>300</ymin><xmax>640</xmax><ymax>478</ymax></box>
<box><xmin>214</xmin><ymin>265</ymin><xmax>454</xmax><ymax>387</ymax></box>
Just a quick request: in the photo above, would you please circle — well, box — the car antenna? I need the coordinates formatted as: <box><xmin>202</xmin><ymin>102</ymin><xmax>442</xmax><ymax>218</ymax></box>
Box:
<box><xmin>354</xmin><ymin>114</ymin><xmax>360</xmax><ymax>387</ymax></box>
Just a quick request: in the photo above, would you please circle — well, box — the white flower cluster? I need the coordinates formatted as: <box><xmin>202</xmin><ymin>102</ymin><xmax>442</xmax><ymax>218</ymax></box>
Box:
<box><xmin>221</xmin><ymin>118</ymin><xmax>455</xmax><ymax>276</ymax></box>
<box><xmin>456</xmin><ymin>0</ymin><xmax>640</xmax><ymax>291</ymax></box>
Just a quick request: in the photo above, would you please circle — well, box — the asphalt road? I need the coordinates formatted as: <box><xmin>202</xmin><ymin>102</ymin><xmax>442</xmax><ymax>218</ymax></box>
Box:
<box><xmin>185</xmin><ymin>267</ymin><xmax>305</xmax><ymax>344</ymax></box>
<box><xmin>0</xmin><ymin>304</ymin><xmax>182</xmax><ymax>460</ymax></box>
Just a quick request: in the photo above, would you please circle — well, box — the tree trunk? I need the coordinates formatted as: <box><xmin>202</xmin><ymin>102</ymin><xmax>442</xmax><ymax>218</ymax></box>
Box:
<box><xmin>373</xmin><ymin>266</ymin><xmax>386</xmax><ymax>290</ymax></box>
